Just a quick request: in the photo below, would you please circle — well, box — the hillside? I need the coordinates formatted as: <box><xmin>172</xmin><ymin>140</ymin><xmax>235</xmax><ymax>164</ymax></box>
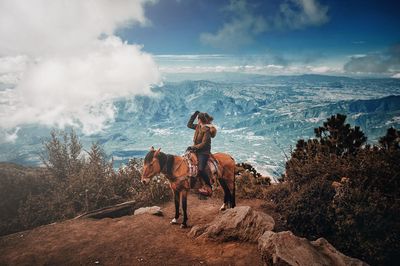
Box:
<box><xmin>0</xmin><ymin>195</ymin><xmax>265</xmax><ymax>265</ymax></box>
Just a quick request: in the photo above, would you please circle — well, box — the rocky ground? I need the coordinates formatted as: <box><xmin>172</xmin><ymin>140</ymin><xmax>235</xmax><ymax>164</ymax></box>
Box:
<box><xmin>0</xmin><ymin>195</ymin><xmax>265</xmax><ymax>266</ymax></box>
<box><xmin>0</xmin><ymin>193</ymin><xmax>368</xmax><ymax>266</ymax></box>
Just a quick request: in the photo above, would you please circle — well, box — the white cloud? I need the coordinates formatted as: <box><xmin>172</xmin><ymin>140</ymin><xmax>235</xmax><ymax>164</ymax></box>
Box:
<box><xmin>343</xmin><ymin>44</ymin><xmax>400</xmax><ymax>74</ymax></box>
<box><xmin>155</xmin><ymin>54</ymin><xmax>344</xmax><ymax>77</ymax></box>
<box><xmin>200</xmin><ymin>0</ymin><xmax>329</xmax><ymax>49</ymax></box>
<box><xmin>159</xmin><ymin>63</ymin><xmax>340</xmax><ymax>76</ymax></box>
<box><xmin>0</xmin><ymin>0</ymin><xmax>161</xmax><ymax>139</ymax></box>
<box><xmin>200</xmin><ymin>0</ymin><xmax>267</xmax><ymax>49</ymax></box>
<box><xmin>307</xmin><ymin>66</ymin><xmax>332</xmax><ymax>73</ymax></box>
<box><xmin>0</xmin><ymin>127</ymin><xmax>20</xmax><ymax>144</ymax></box>
<box><xmin>0</xmin><ymin>0</ymin><xmax>156</xmax><ymax>56</ymax></box>
<box><xmin>0</xmin><ymin>55</ymin><xmax>29</xmax><ymax>85</ymax></box>
<box><xmin>1</xmin><ymin>37</ymin><xmax>160</xmax><ymax>134</ymax></box>
<box><xmin>276</xmin><ymin>0</ymin><xmax>329</xmax><ymax>29</ymax></box>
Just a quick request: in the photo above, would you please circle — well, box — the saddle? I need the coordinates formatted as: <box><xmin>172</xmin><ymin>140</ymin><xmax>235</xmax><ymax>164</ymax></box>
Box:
<box><xmin>182</xmin><ymin>151</ymin><xmax>222</xmax><ymax>186</ymax></box>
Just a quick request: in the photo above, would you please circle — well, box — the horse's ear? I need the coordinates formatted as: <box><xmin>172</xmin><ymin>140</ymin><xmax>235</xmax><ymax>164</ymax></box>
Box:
<box><xmin>150</xmin><ymin>146</ymin><xmax>155</xmax><ymax>151</ymax></box>
<box><xmin>154</xmin><ymin>147</ymin><xmax>161</xmax><ymax>157</ymax></box>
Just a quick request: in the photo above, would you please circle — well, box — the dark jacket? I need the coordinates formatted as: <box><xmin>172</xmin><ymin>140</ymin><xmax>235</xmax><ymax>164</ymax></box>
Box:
<box><xmin>187</xmin><ymin>112</ymin><xmax>217</xmax><ymax>154</ymax></box>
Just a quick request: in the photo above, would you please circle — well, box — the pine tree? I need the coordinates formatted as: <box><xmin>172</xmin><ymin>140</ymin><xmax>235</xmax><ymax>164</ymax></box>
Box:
<box><xmin>314</xmin><ymin>114</ymin><xmax>367</xmax><ymax>156</ymax></box>
<box><xmin>379</xmin><ymin>127</ymin><xmax>400</xmax><ymax>151</ymax></box>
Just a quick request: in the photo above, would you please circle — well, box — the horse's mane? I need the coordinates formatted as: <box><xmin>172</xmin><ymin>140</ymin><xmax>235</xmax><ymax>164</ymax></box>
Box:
<box><xmin>144</xmin><ymin>151</ymin><xmax>175</xmax><ymax>177</ymax></box>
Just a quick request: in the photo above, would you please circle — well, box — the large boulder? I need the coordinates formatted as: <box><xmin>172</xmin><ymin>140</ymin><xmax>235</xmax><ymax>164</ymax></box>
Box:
<box><xmin>188</xmin><ymin>206</ymin><xmax>274</xmax><ymax>242</ymax></box>
<box><xmin>258</xmin><ymin>231</ymin><xmax>368</xmax><ymax>266</ymax></box>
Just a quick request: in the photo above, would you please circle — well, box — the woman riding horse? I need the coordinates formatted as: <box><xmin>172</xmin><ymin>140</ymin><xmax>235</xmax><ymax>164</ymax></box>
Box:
<box><xmin>141</xmin><ymin>147</ymin><xmax>236</xmax><ymax>228</ymax></box>
<box><xmin>187</xmin><ymin>111</ymin><xmax>217</xmax><ymax>196</ymax></box>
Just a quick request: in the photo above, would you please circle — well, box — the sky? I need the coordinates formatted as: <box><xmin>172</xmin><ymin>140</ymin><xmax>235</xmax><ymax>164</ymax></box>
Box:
<box><xmin>116</xmin><ymin>0</ymin><xmax>400</xmax><ymax>76</ymax></box>
<box><xmin>0</xmin><ymin>0</ymin><xmax>399</xmax><ymax>140</ymax></box>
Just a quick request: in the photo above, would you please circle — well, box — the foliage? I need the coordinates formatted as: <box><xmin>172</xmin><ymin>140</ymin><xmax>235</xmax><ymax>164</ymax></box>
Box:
<box><xmin>287</xmin><ymin>114</ymin><xmax>366</xmax><ymax>188</ymax></box>
<box><xmin>314</xmin><ymin>113</ymin><xmax>367</xmax><ymax>156</ymax></box>
<box><xmin>332</xmin><ymin>145</ymin><xmax>400</xmax><ymax>264</ymax></box>
<box><xmin>234</xmin><ymin>163</ymin><xmax>271</xmax><ymax>199</ymax></box>
<box><xmin>0</xmin><ymin>130</ymin><xmax>171</xmax><ymax>236</ymax></box>
<box><xmin>278</xmin><ymin>176</ymin><xmax>335</xmax><ymax>239</ymax></box>
<box><xmin>40</xmin><ymin>129</ymin><xmax>83</xmax><ymax>180</ymax></box>
<box><xmin>0</xmin><ymin>164</ymin><xmax>53</xmax><ymax>235</ymax></box>
<box><xmin>269</xmin><ymin>114</ymin><xmax>400</xmax><ymax>265</ymax></box>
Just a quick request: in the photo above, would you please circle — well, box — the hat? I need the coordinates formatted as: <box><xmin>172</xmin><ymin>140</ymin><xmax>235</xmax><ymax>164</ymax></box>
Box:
<box><xmin>198</xmin><ymin>112</ymin><xmax>214</xmax><ymax>123</ymax></box>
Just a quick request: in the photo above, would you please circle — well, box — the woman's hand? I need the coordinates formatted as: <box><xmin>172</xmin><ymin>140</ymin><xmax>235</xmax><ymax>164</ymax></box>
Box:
<box><xmin>186</xmin><ymin>146</ymin><xmax>197</xmax><ymax>152</ymax></box>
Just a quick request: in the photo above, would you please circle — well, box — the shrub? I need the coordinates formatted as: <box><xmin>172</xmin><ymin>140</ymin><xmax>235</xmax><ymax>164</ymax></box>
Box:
<box><xmin>0</xmin><ymin>130</ymin><xmax>171</xmax><ymax>236</ymax></box>
<box><xmin>270</xmin><ymin>115</ymin><xmax>400</xmax><ymax>265</ymax></box>
<box><xmin>234</xmin><ymin>163</ymin><xmax>271</xmax><ymax>199</ymax></box>
<box><xmin>278</xmin><ymin>176</ymin><xmax>335</xmax><ymax>239</ymax></box>
<box><xmin>0</xmin><ymin>164</ymin><xmax>53</xmax><ymax>235</ymax></box>
<box><xmin>40</xmin><ymin>129</ymin><xmax>83</xmax><ymax>180</ymax></box>
<box><xmin>332</xmin><ymin>144</ymin><xmax>400</xmax><ymax>264</ymax></box>
<box><xmin>287</xmin><ymin>114</ymin><xmax>366</xmax><ymax>189</ymax></box>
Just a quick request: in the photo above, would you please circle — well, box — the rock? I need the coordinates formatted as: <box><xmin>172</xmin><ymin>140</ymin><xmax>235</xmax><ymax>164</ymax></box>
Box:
<box><xmin>188</xmin><ymin>206</ymin><xmax>274</xmax><ymax>242</ymax></box>
<box><xmin>134</xmin><ymin>206</ymin><xmax>163</xmax><ymax>216</ymax></box>
<box><xmin>258</xmin><ymin>231</ymin><xmax>369</xmax><ymax>266</ymax></box>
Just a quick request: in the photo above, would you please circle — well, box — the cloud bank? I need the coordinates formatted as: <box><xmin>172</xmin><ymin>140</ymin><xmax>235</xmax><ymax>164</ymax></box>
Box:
<box><xmin>155</xmin><ymin>54</ymin><xmax>342</xmax><ymax>76</ymax></box>
<box><xmin>200</xmin><ymin>0</ymin><xmax>329</xmax><ymax>49</ymax></box>
<box><xmin>0</xmin><ymin>0</ymin><xmax>160</xmax><ymax>139</ymax></box>
<box><xmin>344</xmin><ymin>44</ymin><xmax>400</xmax><ymax>75</ymax></box>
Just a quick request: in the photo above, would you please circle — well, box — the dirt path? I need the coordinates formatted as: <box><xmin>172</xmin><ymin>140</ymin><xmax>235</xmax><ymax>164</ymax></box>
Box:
<box><xmin>0</xmin><ymin>195</ymin><xmax>265</xmax><ymax>265</ymax></box>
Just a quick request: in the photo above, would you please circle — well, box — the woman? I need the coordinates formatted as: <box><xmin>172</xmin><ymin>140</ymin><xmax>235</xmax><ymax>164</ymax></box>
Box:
<box><xmin>187</xmin><ymin>111</ymin><xmax>217</xmax><ymax>196</ymax></box>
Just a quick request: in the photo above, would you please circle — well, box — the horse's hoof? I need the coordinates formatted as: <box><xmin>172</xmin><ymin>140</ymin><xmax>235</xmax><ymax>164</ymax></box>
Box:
<box><xmin>170</xmin><ymin>218</ymin><xmax>178</xmax><ymax>224</ymax></box>
<box><xmin>220</xmin><ymin>204</ymin><xmax>226</xmax><ymax>211</ymax></box>
<box><xmin>180</xmin><ymin>224</ymin><xmax>188</xmax><ymax>229</ymax></box>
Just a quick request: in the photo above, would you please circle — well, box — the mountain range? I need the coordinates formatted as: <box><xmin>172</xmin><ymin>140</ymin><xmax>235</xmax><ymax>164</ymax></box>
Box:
<box><xmin>1</xmin><ymin>74</ymin><xmax>399</xmax><ymax>178</ymax></box>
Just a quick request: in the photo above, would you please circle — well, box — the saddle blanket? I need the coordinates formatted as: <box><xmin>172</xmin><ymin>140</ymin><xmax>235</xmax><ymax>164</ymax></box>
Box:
<box><xmin>182</xmin><ymin>151</ymin><xmax>220</xmax><ymax>179</ymax></box>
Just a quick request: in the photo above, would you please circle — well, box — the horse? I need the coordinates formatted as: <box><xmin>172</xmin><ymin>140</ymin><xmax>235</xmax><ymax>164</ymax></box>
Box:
<box><xmin>140</xmin><ymin>147</ymin><xmax>236</xmax><ymax>228</ymax></box>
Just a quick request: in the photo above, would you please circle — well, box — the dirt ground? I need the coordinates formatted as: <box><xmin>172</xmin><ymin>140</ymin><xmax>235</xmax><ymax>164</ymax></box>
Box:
<box><xmin>0</xmin><ymin>194</ymin><xmax>266</xmax><ymax>266</ymax></box>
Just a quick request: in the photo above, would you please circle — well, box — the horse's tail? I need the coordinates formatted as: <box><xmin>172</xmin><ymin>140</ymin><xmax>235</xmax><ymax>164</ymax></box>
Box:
<box><xmin>214</xmin><ymin>153</ymin><xmax>236</xmax><ymax>208</ymax></box>
<box><xmin>232</xmin><ymin>170</ymin><xmax>236</xmax><ymax>208</ymax></box>
<box><xmin>234</xmin><ymin>162</ymin><xmax>242</xmax><ymax>175</ymax></box>
<box><xmin>231</xmin><ymin>156</ymin><xmax>236</xmax><ymax>208</ymax></box>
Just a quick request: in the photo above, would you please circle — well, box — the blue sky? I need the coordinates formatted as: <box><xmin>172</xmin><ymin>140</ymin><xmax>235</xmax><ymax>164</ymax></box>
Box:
<box><xmin>116</xmin><ymin>0</ymin><xmax>400</xmax><ymax>76</ymax></box>
<box><xmin>120</xmin><ymin>0</ymin><xmax>399</xmax><ymax>54</ymax></box>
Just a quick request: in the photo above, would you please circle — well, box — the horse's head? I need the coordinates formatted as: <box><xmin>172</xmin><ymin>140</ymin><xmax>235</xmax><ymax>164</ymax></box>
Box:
<box><xmin>141</xmin><ymin>146</ymin><xmax>162</xmax><ymax>184</ymax></box>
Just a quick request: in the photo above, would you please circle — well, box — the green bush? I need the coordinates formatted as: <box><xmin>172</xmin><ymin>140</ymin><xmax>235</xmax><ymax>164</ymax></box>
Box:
<box><xmin>332</xmin><ymin>146</ymin><xmax>400</xmax><ymax>264</ymax></box>
<box><xmin>234</xmin><ymin>163</ymin><xmax>271</xmax><ymax>199</ymax></box>
<box><xmin>279</xmin><ymin>176</ymin><xmax>335</xmax><ymax>239</ymax></box>
<box><xmin>0</xmin><ymin>164</ymin><xmax>53</xmax><ymax>235</ymax></box>
<box><xmin>270</xmin><ymin>115</ymin><xmax>400</xmax><ymax>265</ymax></box>
<box><xmin>0</xmin><ymin>130</ymin><xmax>171</xmax><ymax>236</ymax></box>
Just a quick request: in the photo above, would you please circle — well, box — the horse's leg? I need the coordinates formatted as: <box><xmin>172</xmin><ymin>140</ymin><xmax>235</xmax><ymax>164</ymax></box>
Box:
<box><xmin>181</xmin><ymin>190</ymin><xmax>188</xmax><ymax>228</ymax></box>
<box><xmin>232</xmin><ymin>173</ymin><xmax>236</xmax><ymax>208</ymax></box>
<box><xmin>213</xmin><ymin>153</ymin><xmax>236</xmax><ymax>209</ymax></box>
<box><xmin>218</xmin><ymin>178</ymin><xmax>231</xmax><ymax>210</ymax></box>
<box><xmin>227</xmin><ymin>178</ymin><xmax>236</xmax><ymax>208</ymax></box>
<box><xmin>171</xmin><ymin>189</ymin><xmax>180</xmax><ymax>224</ymax></box>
